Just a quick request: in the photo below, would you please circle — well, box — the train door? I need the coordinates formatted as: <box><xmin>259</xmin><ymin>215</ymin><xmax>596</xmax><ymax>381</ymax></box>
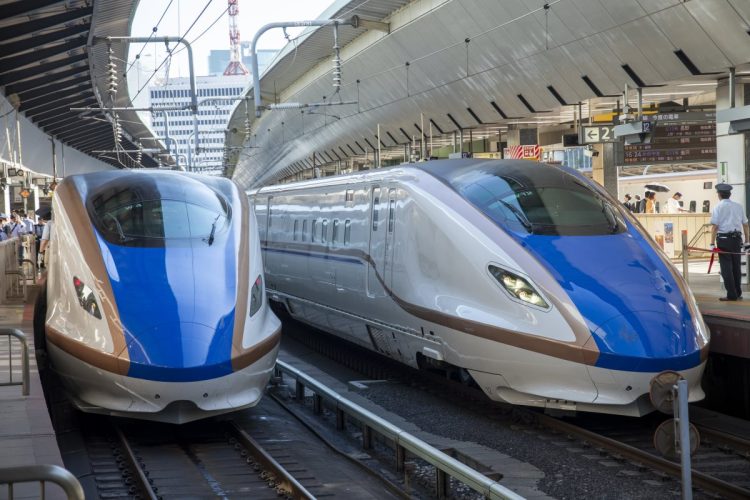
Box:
<box><xmin>367</xmin><ymin>185</ymin><xmax>386</xmax><ymax>297</ymax></box>
<box><xmin>264</xmin><ymin>196</ymin><xmax>277</xmax><ymax>289</ymax></box>
<box><xmin>383</xmin><ymin>188</ymin><xmax>397</xmax><ymax>289</ymax></box>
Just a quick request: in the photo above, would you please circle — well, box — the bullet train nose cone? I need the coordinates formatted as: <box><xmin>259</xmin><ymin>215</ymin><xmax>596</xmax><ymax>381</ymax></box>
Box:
<box><xmin>592</xmin><ymin>310</ymin><xmax>701</xmax><ymax>372</ymax></box>
<box><xmin>124</xmin><ymin>321</ymin><xmax>234</xmax><ymax>382</ymax></box>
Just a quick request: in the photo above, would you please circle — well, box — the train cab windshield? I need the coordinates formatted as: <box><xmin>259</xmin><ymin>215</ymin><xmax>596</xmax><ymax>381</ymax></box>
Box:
<box><xmin>88</xmin><ymin>176</ymin><xmax>231</xmax><ymax>247</ymax></box>
<box><xmin>424</xmin><ymin>161</ymin><xmax>626</xmax><ymax>236</ymax></box>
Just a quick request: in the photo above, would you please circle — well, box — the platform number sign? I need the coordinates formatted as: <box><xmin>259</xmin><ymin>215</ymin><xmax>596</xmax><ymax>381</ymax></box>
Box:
<box><xmin>582</xmin><ymin>125</ymin><xmax>615</xmax><ymax>144</ymax></box>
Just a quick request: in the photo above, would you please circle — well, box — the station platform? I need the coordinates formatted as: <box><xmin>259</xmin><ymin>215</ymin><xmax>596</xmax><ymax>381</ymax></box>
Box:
<box><xmin>683</xmin><ymin>260</ymin><xmax>750</xmax><ymax>359</ymax></box>
<box><xmin>0</xmin><ymin>288</ymin><xmax>66</xmax><ymax>499</ymax></box>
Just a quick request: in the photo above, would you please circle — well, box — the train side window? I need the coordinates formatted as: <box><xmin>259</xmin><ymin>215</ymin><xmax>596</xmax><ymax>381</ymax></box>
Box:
<box><xmin>332</xmin><ymin>219</ymin><xmax>340</xmax><ymax>244</ymax></box>
<box><xmin>302</xmin><ymin>219</ymin><xmax>308</xmax><ymax>242</ymax></box>
<box><xmin>344</xmin><ymin>220</ymin><xmax>351</xmax><ymax>245</ymax></box>
<box><xmin>293</xmin><ymin>219</ymin><xmax>299</xmax><ymax>241</ymax></box>
<box><xmin>322</xmin><ymin>219</ymin><xmax>328</xmax><ymax>243</ymax></box>
<box><xmin>311</xmin><ymin>219</ymin><xmax>318</xmax><ymax>242</ymax></box>
<box><xmin>345</xmin><ymin>189</ymin><xmax>354</xmax><ymax>203</ymax></box>
<box><xmin>388</xmin><ymin>199</ymin><xmax>395</xmax><ymax>232</ymax></box>
<box><xmin>372</xmin><ymin>186</ymin><xmax>381</xmax><ymax>231</ymax></box>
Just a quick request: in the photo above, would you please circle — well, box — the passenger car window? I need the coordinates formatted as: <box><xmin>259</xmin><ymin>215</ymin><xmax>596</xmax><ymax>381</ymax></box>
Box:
<box><xmin>293</xmin><ymin>219</ymin><xmax>299</xmax><ymax>241</ymax></box>
<box><xmin>322</xmin><ymin>219</ymin><xmax>328</xmax><ymax>243</ymax></box>
<box><xmin>332</xmin><ymin>220</ymin><xmax>339</xmax><ymax>244</ymax></box>
<box><xmin>302</xmin><ymin>219</ymin><xmax>308</xmax><ymax>242</ymax></box>
<box><xmin>344</xmin><ymin>220</ymin><xmax>351</xmax><ymax>245</ymax></box>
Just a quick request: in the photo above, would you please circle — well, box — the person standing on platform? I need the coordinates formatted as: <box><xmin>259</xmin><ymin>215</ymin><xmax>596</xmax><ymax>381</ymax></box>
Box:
<box><xmin>633</xmin><ymin>194</ymin><xmax>642</xmax><ymax>213</ymax></box>
<box><xmin>7</xmin><ymin>214</ymin><xmax>26</xmax><ymax>239</ymax></box>
<box><xmin>644</xmin><ymin>191</ymin><xmax>656</xmax><ymax>214</ymax></box>
<box><xmin>710</xmin><ymin>183</ymin><xmax>750</xmax><ymax>301</ymax></box>
<box><xmin>622</xmin><ymin>194</ymin><xmax>634</xmax><ymax>211</ymax></box>
<box><xmin>39</xmin><ymin>217</ymin><xmax>53</xmax><ymax>269</ymax></box>
<box><xmin>666</xmin><ymin>192</ymin><xmax>689</xmax><ymax>214</ymax></box>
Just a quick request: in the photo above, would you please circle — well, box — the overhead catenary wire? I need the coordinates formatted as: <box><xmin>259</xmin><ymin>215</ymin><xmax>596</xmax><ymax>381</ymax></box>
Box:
<box><xmin>130</xmin><ymin>0</ymin><xmax>216</xmax><ymax>104</ymax></box>
<box><xmin>125</xmin><ymin>0</ymin><xmax>175</xmax><ymax>76</ymax></box>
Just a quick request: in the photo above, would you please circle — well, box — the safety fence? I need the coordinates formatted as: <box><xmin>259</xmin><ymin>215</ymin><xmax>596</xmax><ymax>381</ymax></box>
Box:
<box><xmin>0</xmin><ymin>465</ymin><xmax>84</xmax><ymax>500</ymax></box>
<box><xmin>274</xmin><ymin>360</ymin><xmax>525</xmax><ymax>500</ymax></box>
<box><xmin>0</xmin><ymin>234</ymin><xmax>37</xmax><ymax>304</ymax></box>
<box><xmin>0</xmin><ymin>328</ymin><xmax>29</xmax><ymax>396</ymax></box>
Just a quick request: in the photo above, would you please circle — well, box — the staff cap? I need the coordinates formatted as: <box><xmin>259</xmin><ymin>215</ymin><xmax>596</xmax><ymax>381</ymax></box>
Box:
<box><xmin>716</xmin><ymin>183</ymin><xmax>733</xmax><ymax>192</ymax></box>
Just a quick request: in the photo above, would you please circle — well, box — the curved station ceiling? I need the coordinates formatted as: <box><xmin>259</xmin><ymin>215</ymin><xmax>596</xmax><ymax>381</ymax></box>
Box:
<box><xmin>0</xmin><ymin>0</ymin><xmax>165</xmax><ymax>168</ymax></box>
<box><xmin>227</xmin><ymin>0</ymin><xmax>750</xmax><ymax>189</ymax></box>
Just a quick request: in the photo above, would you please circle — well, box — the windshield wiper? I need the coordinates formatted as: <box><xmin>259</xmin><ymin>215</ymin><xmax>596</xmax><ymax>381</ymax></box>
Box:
<box><xmin>206</xmin><ymin>215</ymin><xmax>221</xmax><ymax>246</ymax></box>
<box><xmin>499</xmin><ymin>200</ymin><xmax>533</xmax><ymax>233</ymax></box>
<box><xmin>601</xmin><ymin>201</ymin><xmax>619</xmax><ymax>233</ymax></box>
<box><xmin>104</xmin><ymin>214</ymin><xmax>128</xmax><ymax>242</ymax></box>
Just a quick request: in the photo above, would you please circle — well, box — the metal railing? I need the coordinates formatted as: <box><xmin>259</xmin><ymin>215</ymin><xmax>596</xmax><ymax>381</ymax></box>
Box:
<box><xmin>0</xmin><ymin>465</ymin><xmax>84</xmax><ymax>500</ymax></box>
<box><xmin>274</xmin><ymin>360</ymin><xmax>525</xmax><ymax>500</ymax></box>
<box><xmin>0</xmin><ymin>328</ymin><xmax>29</xmax><ymax>396</ymax></box>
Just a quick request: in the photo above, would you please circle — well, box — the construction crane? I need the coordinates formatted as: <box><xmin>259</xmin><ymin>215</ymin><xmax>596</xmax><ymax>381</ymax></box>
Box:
<box><xmin>223</xmin><ymin>0</ymin><xmax>249</xmax><ymax>75</ymax></box>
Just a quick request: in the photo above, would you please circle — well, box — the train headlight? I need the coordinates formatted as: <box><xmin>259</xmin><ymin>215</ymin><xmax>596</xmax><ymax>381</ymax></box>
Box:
<box><xmin>489</xmin><ymin>265</ymin><xmax>549</xmax><ymax>309</ymax></box>
<box><xmin>73</xmin><ymin>276</ymin><xmax>102</xmax><ymax>319</ymax></box>
<box><xmin>249</xmin><ymin>275</ymin><xmax>263</xmax><ymax>317</ymax></box>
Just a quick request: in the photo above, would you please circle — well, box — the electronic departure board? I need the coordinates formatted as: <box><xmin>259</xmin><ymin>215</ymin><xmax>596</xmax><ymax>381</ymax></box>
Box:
<box><xmin>622</xmin><ymin>118</ymin><xmax>716</xmax><ymax>165</ymax></box>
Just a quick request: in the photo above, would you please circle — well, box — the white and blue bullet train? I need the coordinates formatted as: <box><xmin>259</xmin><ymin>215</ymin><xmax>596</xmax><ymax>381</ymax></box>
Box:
<box><xmin>252</xmin><ymin>159</ymin><xmax>709</xmax><ymax>416</ymax></box>
<box><xmin>35</xmin><ymin>170</ymin><xmax>280</xmax><ymax>424</ymax></box>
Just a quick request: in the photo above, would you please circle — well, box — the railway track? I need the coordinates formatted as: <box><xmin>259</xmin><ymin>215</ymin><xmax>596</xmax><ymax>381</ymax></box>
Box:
<box><xmin>110</xmin><ymin>419</ymin><xmax>314</xmax><ymax>500</ymax></box>
<box><xmin>281</xmin><ymin>317</ymin><xmax>750</xmax><ymax>499</ymax></box>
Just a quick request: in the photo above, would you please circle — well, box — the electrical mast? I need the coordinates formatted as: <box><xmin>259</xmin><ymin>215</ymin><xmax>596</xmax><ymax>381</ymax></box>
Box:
<box><xmin>223</xmin><ymin>0</ymin><xmax>249</xmax><ymax>76</ymax></box>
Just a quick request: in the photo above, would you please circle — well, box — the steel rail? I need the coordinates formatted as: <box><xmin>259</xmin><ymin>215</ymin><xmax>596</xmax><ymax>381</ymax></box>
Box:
<box><xmin>112</xmin><ymin>424</ymin><xmax>158</xmax><ymax>500</ymax></box>
<box><xmin>226</xmin><ymin>422</ymin><xmax>315</xmax><ymax>500</ymax></box>
<box><xmin>694</xmin><ymin>425</ymin><xmax>750</xmax><ymax>455</ymax></box>
<box><xmin>536</xmin><ymin>414</ymin><xmax>750</xmax><ymax>500</ymax></box>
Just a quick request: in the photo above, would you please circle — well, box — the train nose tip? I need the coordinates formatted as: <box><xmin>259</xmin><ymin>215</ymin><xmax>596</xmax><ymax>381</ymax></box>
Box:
<box><xmin>591</xmin><ymin>310</ymin><xmax>702</xmax><ymax>372</ymax></box>
<box><xmin>124</xmin><ymin>321</ymin><xmax>234</xmax><ymax>381</ymax></box>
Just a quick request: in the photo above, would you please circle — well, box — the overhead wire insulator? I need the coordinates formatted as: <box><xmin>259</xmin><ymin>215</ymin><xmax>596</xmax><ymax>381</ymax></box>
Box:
<box><xmin>332</xmin><ymin>23</ymin><xmax>342</xmax><ymax>92</ymax></box>
<box><xmin>106</xmin><ymin>44</ymin><xmax>118</xmax><ymax>103</ymax></box>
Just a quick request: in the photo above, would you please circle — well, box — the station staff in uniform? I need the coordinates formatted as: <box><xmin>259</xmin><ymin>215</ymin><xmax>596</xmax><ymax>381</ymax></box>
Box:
<box><xmin>710</xmin><ymin>183</ymin><xmax>750</xmax><ymax>301</ymax></box>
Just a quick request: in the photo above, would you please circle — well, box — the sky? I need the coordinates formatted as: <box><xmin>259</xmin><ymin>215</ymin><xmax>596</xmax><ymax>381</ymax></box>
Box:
<box><xmin>126</xmin><ymin>0</ymin><xmax>334</xmax><ymax>95</ymax></box>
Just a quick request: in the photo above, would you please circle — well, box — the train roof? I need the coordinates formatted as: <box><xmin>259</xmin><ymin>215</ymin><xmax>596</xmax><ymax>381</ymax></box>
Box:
<box><xmin>251</xmin><ymin>159</ymin><xmax>584</xmax><ymax>194</ymax></box>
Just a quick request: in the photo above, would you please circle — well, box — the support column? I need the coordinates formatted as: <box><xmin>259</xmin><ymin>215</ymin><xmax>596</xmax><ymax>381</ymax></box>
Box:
<box><xmin>32</xmin><ymin>186</ymin><xmax>39</xmax><ymax>221</ymax></box>
<box><xmin>591</xmin><ymin>142</ymin><xmax>620</xmax><ymax>198</ymax></box>
<box><xmin>716</xmin><ymin>78</ymin><xmax>747</xmax><ymax>212</ymax></box>
<box><xmin>2</xmin><ymin>188</ymin><xmax>9</xmax><ymax>216</ymax></box>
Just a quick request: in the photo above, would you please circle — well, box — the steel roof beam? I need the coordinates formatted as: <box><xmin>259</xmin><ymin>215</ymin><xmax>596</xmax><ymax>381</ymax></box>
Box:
<box><xmin>57</xmin><ymin>125</ymin><xmax>111</xmax><ymax>145</ymax></box>
<box><xmin>1</xmin><ymin>7</ymin><xmax>93</xmax><ymax>40</ymax></box>
<box><xmin>0</xmin><ymin>24</ymin><xmax>89</xmax><ymax>59</ymax></box>
<box><xmin>37</xmin><ymin>114</ymin><xmax>84</xmax><ymax>133</ymax></box>
<box><xmin>72</xmin><ymin>134</ymin><xmax>114</xmax><ymax>150</ymax></box>
<box><xmin>23</xmin><ymin>92</ymin><xmax>92</xmax><ymax>114</ymax></box>
<box><xmin>76</xmin><ymin>137</ymin><xmax>114</xmax><ymax>151</ymax></box>
<box><xmin>0</xmin><ymin>52</ymin><xmax>86</xmax><ymax>86</ymax></box>
<box><xmin>37</xmin><ymin>108</ymin><xmax>97</xmax><ymax>133</ymax></box>
<box><xmin>0</xmin><ymin>0</ymin><xmax>64</xmax><ymax>21</ymax></box>
<box><xmin>4</xmin><ymin>65</ymin><xmax>88</xmax><ymax>95</ymax></box>
<box><xmin>33</xmin><ymin>98</ymin><xmax>94</xmax><ymax>126</ymax></box>
<box><xmin>0</xmin><ymin>37</ymin><xmax>86</xmax><ymax>72</ymax></box>
<box><xmin>48</xmin><ymin>120</ymin><xmax>101</xmax><ymax>140</ymax></box>
<box><xmin>19</xmin><ymin>78</ymin><xmax>91</xmax><ymax>106</ymax></box>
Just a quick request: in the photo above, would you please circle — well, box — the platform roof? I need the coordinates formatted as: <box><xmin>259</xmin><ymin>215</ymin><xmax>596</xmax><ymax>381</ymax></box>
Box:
<box><xmin>227</xmin><ymin>0</ymin><xmax>750</xmax><ymax>188</ymax></box>
<box><xmin>0</xmin><ymin>0</ymin><xmax>165</xmax><ymax>168</ymax></box>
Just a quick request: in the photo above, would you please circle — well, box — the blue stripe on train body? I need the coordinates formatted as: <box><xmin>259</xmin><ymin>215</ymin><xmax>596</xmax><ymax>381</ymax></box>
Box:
<box><xmin>515</xmin><ymin>221</ymin><xmax>702</xmax><ymax>372</ymax></box>
<box><xmin>73</xmin><ymin>172</ymin><xmax>241</xmax><ymax>382</ymax></box>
